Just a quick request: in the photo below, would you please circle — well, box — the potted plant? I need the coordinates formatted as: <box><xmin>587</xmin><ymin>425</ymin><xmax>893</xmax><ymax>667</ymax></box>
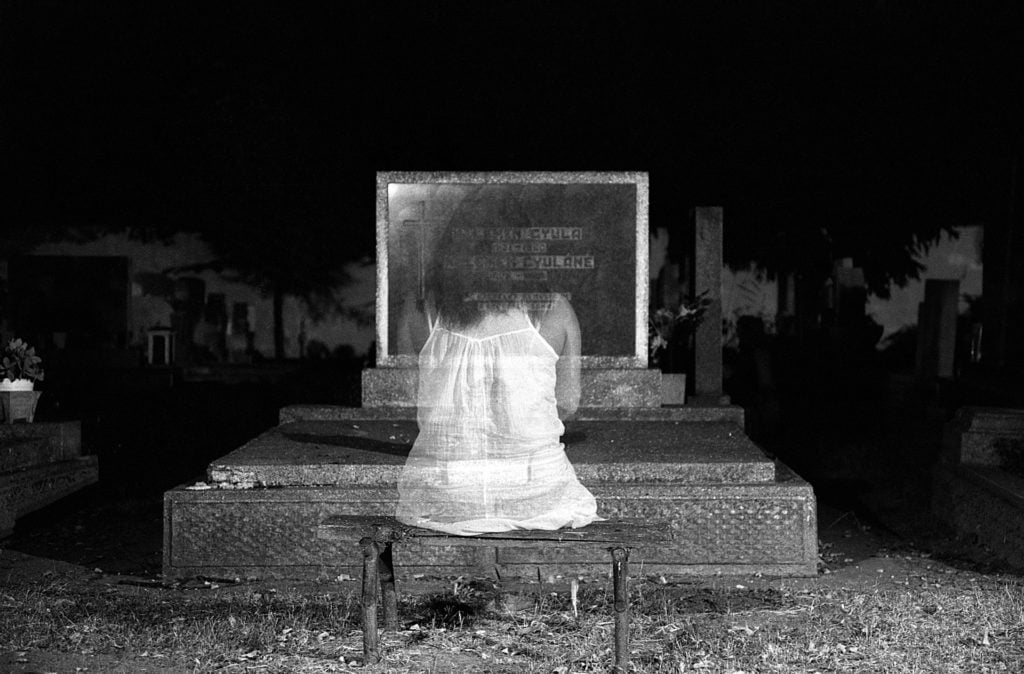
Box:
<box><xmin>1</xmin><ymin>338</ymin><xmax>44</xmax><ymax>423</ymax></box>
<box><xmin>649</xmin><ymin>291</ymin><xmax>712</xmax><ymax>405</ymax></box>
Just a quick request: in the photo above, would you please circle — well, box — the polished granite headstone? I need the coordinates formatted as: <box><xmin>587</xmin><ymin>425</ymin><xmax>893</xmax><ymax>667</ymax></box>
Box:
<box><xmin>365</xmin><ymin>171</ymin><xmax>660</xmax><ymax>408</ymax></box>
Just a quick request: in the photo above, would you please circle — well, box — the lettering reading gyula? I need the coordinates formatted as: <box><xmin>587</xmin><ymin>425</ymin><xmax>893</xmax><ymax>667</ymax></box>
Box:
<box><xmin>452</xmin><ymin>227</ymin><xmax>584</xmax><ymax>241</ymax></box>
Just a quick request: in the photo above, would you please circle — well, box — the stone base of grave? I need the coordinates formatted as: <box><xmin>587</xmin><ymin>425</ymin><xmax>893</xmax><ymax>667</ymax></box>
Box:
<box><xmin>1</xmin><ymin>421</ymin><xmax>98</xmax><ymax>538</ymax></box>
<box><xmin>163</xmin><ymin>406</ymin><xmax>817</xmax><ymax>580</ymax></box>
<box><xmin>942</xmin><ymin>406</ymin><xmax>1024</xmax><ymax>466</ymax></box>
<box><xmin>933</xmin><ymin>465</ymin><xmax>1024</xmax><ymax>573</ymax></box>
<box><xmin>362</xmin><ymin>367</ymin><xmax>663</xmax><ymax>409</ymax></box>
<box><xmin>932</xmin><ymin>407</ymin><xmax>1024</xmax><ymax>572</ymax></box>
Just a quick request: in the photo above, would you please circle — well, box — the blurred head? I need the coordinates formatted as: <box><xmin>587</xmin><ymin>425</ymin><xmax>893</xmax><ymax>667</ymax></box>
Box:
<box><xmin>425</xmin><ymin>185</ymin><xmax>552</xmax><ymax>328</ymax></box>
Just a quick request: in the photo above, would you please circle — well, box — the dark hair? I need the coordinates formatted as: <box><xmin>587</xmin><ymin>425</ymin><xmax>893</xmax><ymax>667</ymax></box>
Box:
<box><xmin>425</xmin><ymin>185</ymin><xmax>552</xmax><ymax>328</ymax></box>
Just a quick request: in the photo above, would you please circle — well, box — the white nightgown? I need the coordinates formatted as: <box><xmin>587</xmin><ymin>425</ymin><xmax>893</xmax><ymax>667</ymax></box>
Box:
<box><xmin>395</xmin><ymin>309</ymin><xmax>600</xmax><ymax>535</ymax></box>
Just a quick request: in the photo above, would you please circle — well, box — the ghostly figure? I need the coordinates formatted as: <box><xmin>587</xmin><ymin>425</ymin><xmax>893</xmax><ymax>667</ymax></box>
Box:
<box><xmin>395</xmin><ymin>187</ymin><xmax>599</xmax><ymax>535</ymax></box>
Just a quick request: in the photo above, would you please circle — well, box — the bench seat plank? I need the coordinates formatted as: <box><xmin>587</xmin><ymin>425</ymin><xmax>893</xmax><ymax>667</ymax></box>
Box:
<box><xmin>318</xmin><ymin>516</ymin><xmax>672</xmax><ymax>546</ymax></box>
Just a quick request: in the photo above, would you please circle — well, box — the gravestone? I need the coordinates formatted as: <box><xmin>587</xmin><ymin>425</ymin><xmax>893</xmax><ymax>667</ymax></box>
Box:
<box><xmin>916</xmin><ymin>279</ymin><xmax>959</xmax><ymax>380</ymax></box>
<box><xmin>693</xmin><ymin>207</ymin><xmax>725</xmax><ymax>403</ymax></box>
<box><xmin>365</xmin><ymin>172</ymin><xmax>659</xmax><ymax>408</ymax></box>
<box><xmin>163</xmin><ymin>172</ymin><xmax>818</xmax><ymax>582</ymax></box>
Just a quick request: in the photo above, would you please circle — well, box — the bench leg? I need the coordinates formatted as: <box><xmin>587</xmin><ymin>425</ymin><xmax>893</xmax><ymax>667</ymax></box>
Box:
<box><xmin>611</xmin><ymin>547</ymin><xmax>629</xmax><ymax>674</ymax></box>
<box><xmin>359</xmin><ymin>537</ymin><xmax>381</xmax><ymax>664</ymax></box>
<box><xmin>378</xmin><ymin>541</ymin><xmax>398</xmax><ymax>631</ymax></box>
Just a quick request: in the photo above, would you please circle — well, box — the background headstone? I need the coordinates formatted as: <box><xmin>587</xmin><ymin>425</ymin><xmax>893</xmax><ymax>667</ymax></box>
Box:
<box><xmin>916</xmin><ymin>279</ymin><xmax>960</xmax><ymax>380</ymax></box>
<box><xmin>693</xmin><ymin>207</ymin><xmax>724</xmax><ymax>402</ymax></box>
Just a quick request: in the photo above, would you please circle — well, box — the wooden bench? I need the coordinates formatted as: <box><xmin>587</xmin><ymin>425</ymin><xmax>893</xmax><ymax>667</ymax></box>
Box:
<box><xmin>318</xmin><ymin>516</ymin><xmax>673</xmax><ymax>672</ymax></box>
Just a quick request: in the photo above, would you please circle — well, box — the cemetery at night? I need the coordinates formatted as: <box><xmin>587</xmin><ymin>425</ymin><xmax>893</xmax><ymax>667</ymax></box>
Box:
<box><xmin>2</xmin><ymin>4</ymin><xmax>1023</xmax><ymax>672</ymax></box>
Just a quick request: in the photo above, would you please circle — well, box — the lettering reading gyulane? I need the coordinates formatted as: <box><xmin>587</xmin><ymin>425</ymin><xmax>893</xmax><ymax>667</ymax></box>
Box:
<box><xmin>467</xmin><ymin>255</ymin><xmax>595</xmax><ymax>271</ymax></box>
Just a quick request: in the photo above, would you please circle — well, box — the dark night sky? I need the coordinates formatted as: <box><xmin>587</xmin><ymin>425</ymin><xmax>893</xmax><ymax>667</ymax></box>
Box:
<box><xmin>2</xmin><ymin>2</ymin><xmax>1023</xmax><ymax>251</ymax></box>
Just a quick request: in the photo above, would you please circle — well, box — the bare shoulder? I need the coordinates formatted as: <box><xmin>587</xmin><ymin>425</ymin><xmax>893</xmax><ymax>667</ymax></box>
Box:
<box><xmin>537</xmin><ymin>293</ymin><xmax>580</xmax><ymax>355</ymax></box>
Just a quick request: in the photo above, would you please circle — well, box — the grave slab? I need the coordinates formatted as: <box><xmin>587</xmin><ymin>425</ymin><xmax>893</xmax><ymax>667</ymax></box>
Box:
<box><xmin>207</xmin><ymin>419</ymin><xmax>775</xmax><ymax>488</ymax></box>
<box><xmin>946</xmin><ymin>407</ymin><xmax>1024</xmax><ymax>465</ymax></box>
<box><xmin>0</xmin><ymin>422</ymin><xmax>82</xmax><ymax>471</ymax></box>
<box><xmin>165</xmin><ymin>417</ymin><xmax>816</xmax><ymax>580</ymax></box>
<box><xmin>1</xmin><ymin>457</ymin><xmax>99</xmax><ymax>537</ymax></box>
<box><xmin>1</xmin><ymin>421</ymin><xmax>94</xmax><ymax>538</ymax></box>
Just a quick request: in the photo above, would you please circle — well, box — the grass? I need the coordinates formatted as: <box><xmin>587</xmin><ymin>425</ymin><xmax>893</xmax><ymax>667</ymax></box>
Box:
<box><xmin>2</xmin><ymin>567</ymin><xmax>1023</xmax><ymax>673</ymax></box>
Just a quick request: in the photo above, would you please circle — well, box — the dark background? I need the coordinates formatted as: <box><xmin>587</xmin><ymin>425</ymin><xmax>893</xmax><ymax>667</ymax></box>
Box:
<box><xmin>4</xmin><ymin>2</ymin><xmax>1021</xmax><ymax>252</ymax></box>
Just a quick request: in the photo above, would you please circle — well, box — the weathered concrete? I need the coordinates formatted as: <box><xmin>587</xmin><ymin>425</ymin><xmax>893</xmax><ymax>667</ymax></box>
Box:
<box><xmin>363</xmin><ymin>367</ymin><xmax>663</xmax><ymax>409</ymax></box>
<box><xmin>207</xmin><ymin>419</ymin><xmax>774</xmax><ymax>488</ymax></box>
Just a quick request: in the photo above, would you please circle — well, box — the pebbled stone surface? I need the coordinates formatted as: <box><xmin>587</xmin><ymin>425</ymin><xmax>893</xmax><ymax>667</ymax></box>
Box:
<box><xmin>207</xmin><ymin>419</ymin><xmax>773</xmax><ymax>487</ymax></box>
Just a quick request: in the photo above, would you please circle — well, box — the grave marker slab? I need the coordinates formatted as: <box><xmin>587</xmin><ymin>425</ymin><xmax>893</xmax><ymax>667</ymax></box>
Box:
<box><xmin>367</xmin><ymin>171</ymin><xmax>659</xmax><ymax>408</ymax></box>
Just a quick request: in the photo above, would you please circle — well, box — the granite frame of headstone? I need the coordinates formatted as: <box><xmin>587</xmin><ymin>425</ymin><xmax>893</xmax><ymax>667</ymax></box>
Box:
<box><xmin>364</xmin><ymin>171</ymin><xmax>661</xmax><ymax>409</ymax></box>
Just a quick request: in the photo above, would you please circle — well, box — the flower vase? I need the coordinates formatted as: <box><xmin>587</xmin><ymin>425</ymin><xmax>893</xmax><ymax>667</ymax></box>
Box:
<box><xmin>0</xmin><ymin>390</ymin><xmax>41</xmax><ymax>424</ymax></box>
<box><xmin>0</xmin><ymin>378</ymin><xmax>34</xmax><ymax>392</ymax></box>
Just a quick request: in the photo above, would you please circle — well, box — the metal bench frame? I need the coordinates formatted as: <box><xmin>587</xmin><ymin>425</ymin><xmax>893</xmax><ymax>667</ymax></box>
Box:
<box><xmin>319</xmin><ymin>516</ymin><xmax>672</xmax><ymax>672</ymax></box>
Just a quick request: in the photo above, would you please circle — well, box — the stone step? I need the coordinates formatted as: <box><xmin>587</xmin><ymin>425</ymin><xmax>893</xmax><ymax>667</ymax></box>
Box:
<box><xmin>946</xmin><ymin>407</ymin><xmax>1024</xmax><ymax>466</ymax></box>
<box><xmin>0</xmin><ymin>437</ymin><xmax>53</xmax><ymax>473</ymax></box>
<box><xmin>933</xmin><ymin>464</ymin><xmax>1024</xmax><ymax>573</ymax></box>
<box><xmin>361</xmin><ymin>367</ymin><xmax>668</xmax><ymax>409</ymax></box>
<box><xmin>164</xmin><ymin>470</ymin><xmax>816</xmax><ymax>581</ymax></box>
<box><xmin>0</xmin><ymin>456</ymin><xmax>99</xmax><ymax>538</ymax></box>
<box><xmin>207</xmin><ymin>419</ymin><xmax>774</xmax><ymax>488</ymax></box>
<box><xmin>0</xmin><ymin>421</ymin><xmax>83</xmax><ymax>471</ymax></box>
<box><xmin>280</xmin><ymin>403</ymin><xmax>744</xmax><ymax>425</ymax></box>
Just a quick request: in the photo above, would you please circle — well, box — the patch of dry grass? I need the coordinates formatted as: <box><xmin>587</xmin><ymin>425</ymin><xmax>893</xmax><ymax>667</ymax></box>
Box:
<box><xmin>1</xmin><ymin>570</ymin><xmax>1022</xmax><ymax>673</ymax></box>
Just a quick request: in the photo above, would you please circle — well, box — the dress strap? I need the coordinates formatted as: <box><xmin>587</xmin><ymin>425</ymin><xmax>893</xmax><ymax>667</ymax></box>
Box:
<box><xmin>526</xmin><ymin>307</ymin><xmax>541</xmax><ymax>332</ymax></box>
